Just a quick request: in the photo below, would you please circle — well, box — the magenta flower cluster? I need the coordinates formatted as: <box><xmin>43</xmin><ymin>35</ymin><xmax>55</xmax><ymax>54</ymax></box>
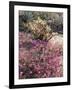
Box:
<box><xmin>19</xmin><ymin>32</ymin><xmax>63</xmax><ymax>79</ymax></box>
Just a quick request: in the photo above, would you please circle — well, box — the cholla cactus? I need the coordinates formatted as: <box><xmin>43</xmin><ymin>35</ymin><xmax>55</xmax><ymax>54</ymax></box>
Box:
<box><xmin>23</xmin><ymin>17</ymin><xmax>53</xmax><ymax>40</ymax></box>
